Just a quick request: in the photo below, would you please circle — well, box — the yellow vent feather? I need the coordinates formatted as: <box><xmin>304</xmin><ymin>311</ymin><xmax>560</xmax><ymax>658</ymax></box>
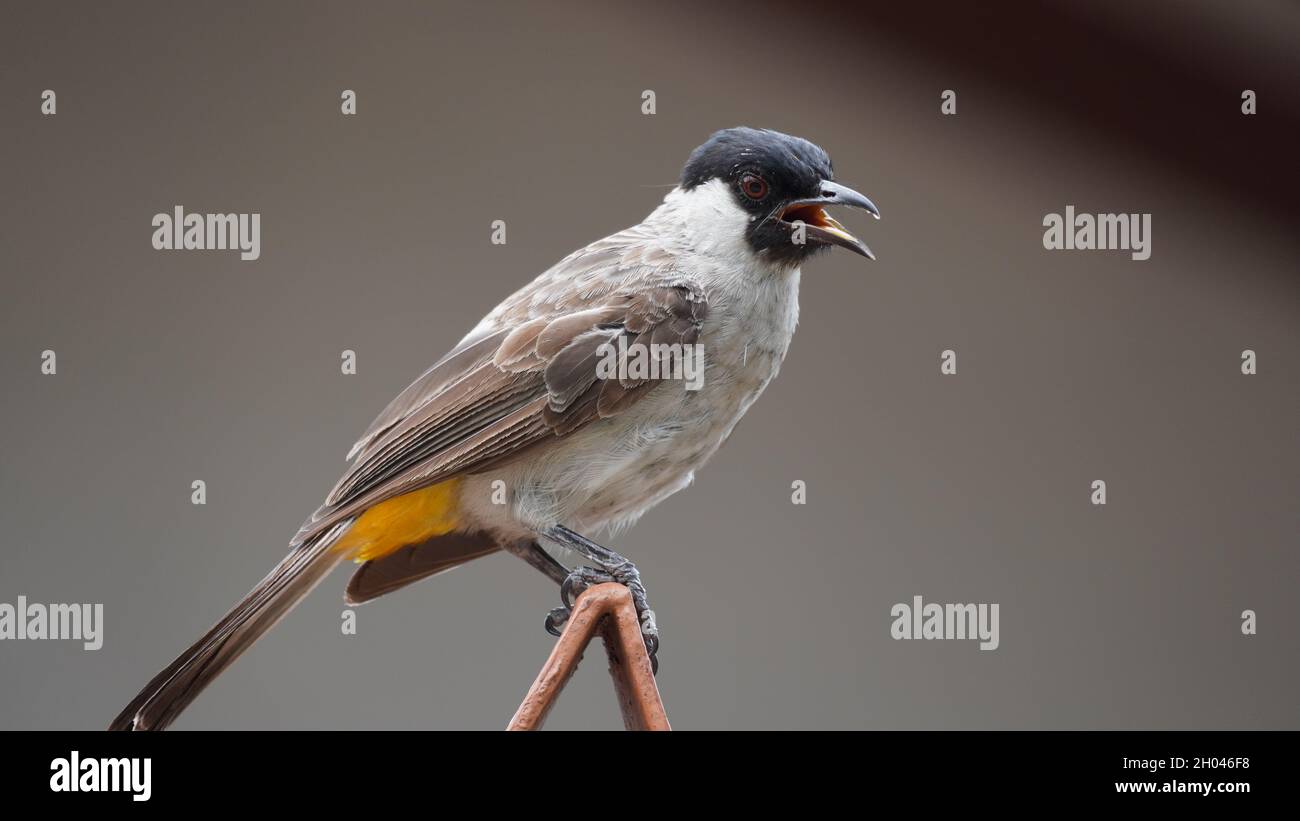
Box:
<box><xmin>333</xmin><ymin>478</ymin><xmax>463</xmax><ymax>562</ymax></box>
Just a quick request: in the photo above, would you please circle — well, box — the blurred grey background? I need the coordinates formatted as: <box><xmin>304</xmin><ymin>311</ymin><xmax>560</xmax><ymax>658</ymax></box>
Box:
<box><xmin>0</xmin><ymin>0</ymin><xmax>1296</xmax><ymax>729</ymax></box>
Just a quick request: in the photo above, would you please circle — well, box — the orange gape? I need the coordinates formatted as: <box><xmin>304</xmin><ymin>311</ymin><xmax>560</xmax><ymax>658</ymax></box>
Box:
<box><xmin>332</xmin><ymin>478</ymin><xmax>463</xmax><ymax>562</ymax></box>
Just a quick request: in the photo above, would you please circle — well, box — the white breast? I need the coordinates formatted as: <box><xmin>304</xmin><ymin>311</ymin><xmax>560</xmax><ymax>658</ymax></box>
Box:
<box><xmin>548</xmin><ymin>247</ymin><xmax>801</xmax><ymax>535</ymax></box>
<box><xmin>460</xmin><ymin>179</ymin><xmax>803</xmax><ymax>540</ymax></box>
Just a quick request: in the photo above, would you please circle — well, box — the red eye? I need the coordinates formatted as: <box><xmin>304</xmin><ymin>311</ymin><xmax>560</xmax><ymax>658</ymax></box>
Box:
<box><xmin>739</xmin><ymin>173</ymin><xmax>768</xmax><ymax>200</ymax></box>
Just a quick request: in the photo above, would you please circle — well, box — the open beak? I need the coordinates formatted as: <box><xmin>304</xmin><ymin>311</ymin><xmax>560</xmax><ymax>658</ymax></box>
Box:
<box><xmin>775</xmin><ymin>180</ymin><xmax>880</xmax><ymax>260</ymax></box>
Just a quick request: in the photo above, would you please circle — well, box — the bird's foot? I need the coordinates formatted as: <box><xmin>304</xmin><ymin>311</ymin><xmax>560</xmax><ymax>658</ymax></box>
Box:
<box><xmin>543</xmin><ymin>565</ymin><xmax>613</xmax><ymax>635</ymax></box>
<box><xmin>543</xmin><ymin>560</ymin><xmax>660</xmax><ymax>673</ymax></box>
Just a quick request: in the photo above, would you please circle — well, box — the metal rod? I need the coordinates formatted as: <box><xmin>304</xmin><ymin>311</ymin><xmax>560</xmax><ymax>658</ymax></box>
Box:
<box><xmin>507</xmin><ymin>583</ymin><xmax>670</xmax><ymax>731</ymax></box>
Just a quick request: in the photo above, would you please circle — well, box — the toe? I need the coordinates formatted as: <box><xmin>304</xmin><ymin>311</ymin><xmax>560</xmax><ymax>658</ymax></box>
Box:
<box><xmin>544</xmin><ymin>606</ymin><xmax>570</xmax><ymax>637</ymax></box>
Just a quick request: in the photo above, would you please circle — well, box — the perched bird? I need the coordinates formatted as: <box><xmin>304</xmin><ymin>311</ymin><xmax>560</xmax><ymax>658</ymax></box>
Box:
<box><xmin>110</xmin><ymin>127</ymin><xmax>879</xmax><ymax>730</ymax></box>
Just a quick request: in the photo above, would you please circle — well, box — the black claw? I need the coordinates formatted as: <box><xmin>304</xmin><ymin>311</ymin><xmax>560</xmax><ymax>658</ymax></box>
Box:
<box><xmin>541</xmin><ymin>526</ymin><xmax>663</xmax><ymax>676</ymax></box>
<box><xmin>561</xmin><ymin>565</ymin><xmax>616</xmax><ymax>609</ymax></box>
<box><xmin>544</xmin><ymin>607</ymin><xmax>569</xmax><ymax>637</ymax></box>
<box><xmin>560</xmin><ymin>574</ymin><xmax>583</xmax><ymax>610</ymax></box>
<box><xmin>640</xmin><ymin>608</ymin><xmax>660</xmax><ymax>672</ymax></box>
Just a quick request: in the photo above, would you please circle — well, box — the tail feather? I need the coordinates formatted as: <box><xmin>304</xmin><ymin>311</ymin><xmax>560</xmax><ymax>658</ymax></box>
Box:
<box><xmin>344</xmin><ymin>531</ymin><xmax>498</xmax><ymax>605</ymax></box>
<box><xmin>109</xmin><ymin>524</ymin><xmax>350</xmax><ymax>731</ymax></box>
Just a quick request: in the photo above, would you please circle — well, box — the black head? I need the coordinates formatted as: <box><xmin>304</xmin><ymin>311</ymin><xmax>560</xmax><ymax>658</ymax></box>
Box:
<box><xmin>680</xmin><ymin>127</ymin><xmax>879</xmax><ymax>263</ymax></box>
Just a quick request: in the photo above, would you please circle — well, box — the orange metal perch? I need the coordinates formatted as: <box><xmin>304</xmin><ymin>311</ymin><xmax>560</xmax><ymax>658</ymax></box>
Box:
<box><xmin>507</xmin><ymin>582</ymin><xmax>670</xmax><ymax>731</ymax></box>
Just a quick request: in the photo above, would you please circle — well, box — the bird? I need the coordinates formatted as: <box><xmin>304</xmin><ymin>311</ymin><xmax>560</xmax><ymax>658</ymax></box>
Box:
<box><xmin>109</xmin><ymin>126</ymin><xmax>879</xmax><ymax>730</ymax></box>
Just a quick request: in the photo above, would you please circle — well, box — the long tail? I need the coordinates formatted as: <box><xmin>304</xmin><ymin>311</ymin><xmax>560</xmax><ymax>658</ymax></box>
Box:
<box><xmin>109</xmin><ymin>523</ymin><xmax>350</xmax><ymax>731</ymax></box>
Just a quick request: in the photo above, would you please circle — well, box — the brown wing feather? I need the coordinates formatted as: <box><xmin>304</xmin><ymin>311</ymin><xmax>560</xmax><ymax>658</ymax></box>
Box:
<box><xmin>346</xmin><ymin>328</ymin><xmax>510</xmax><ymax>461</ymax></box>
<box><xmin>294</xmin><ymin>247</ymin><xmax>709</xmax><ymax>548</ymax></box>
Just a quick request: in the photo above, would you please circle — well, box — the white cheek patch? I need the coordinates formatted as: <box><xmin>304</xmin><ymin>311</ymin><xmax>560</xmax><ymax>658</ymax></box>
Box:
<box><xmin>657</xmin><ymin>179</ymin><xmax>757</xmax><ymax>261</ymax></box>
